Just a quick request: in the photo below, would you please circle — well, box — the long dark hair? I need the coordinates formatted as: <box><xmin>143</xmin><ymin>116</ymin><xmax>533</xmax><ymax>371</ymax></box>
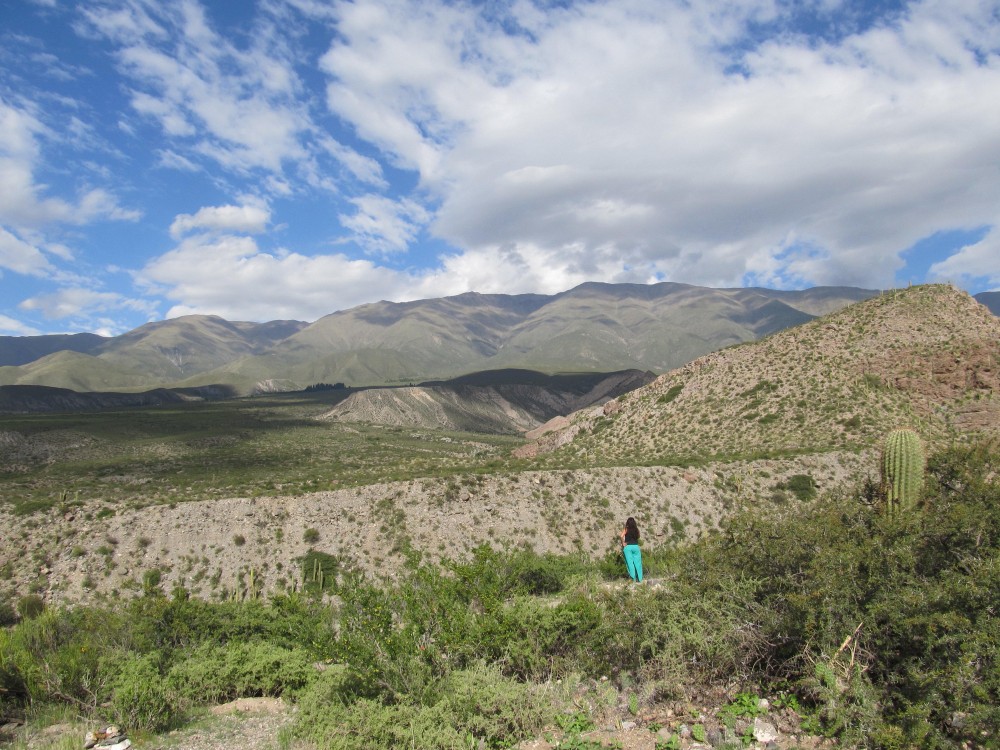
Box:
<box><xmin>625</xmin><ymin>517</ymin><xmax>639</xmax><ymax>540</ymax></box>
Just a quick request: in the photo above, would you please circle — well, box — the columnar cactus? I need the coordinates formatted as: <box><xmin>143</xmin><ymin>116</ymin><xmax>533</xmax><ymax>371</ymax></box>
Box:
<box><xmin>881</xmin><ymin>428</ymin><xmax>925</xmax><ymax>514</ymax></box>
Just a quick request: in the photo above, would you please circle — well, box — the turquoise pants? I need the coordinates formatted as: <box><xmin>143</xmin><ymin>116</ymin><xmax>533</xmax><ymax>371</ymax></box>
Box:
<box><xmin>623</xmin><ymin>544</ymin><xmax>643</xmax><ymax>582</ymax></box>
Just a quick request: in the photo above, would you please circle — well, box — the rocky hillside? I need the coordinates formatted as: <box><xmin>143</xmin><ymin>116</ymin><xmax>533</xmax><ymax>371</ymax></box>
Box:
<box><xmin>520</xmin><ymin>285</ymin><xmax>999</xmax><ymax>462</ymax></box>
<box><xmin>321</xmin><ymin>369</ymin><xmax>655</xmax><ymax>433</ymax></box>
<box><xmin>0</xmin><ymin>453</ymin><xmax>869</xmax><ymax>607</ymax></box>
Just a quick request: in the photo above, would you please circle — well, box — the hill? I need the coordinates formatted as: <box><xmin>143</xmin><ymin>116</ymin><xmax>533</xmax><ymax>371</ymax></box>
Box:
<box><xmin>0</xmin><ymin>384</ymin><xmax>237</xmax><ymax>413</ymax></box>
<box><xmin>320</xmin><ymin>369</ymin><xmax>656</xmax><ymax>433</ymax></box>
<box><xmin>0</xmin><ymin>283</ymin><xmax>876</xmax><ymax>394</ymax></box>
<box><xmin>0</xmin><ymin>316</ymin><xmax>306</xmax><ymax>391</ymax></box>
<box><xmin>520</xmin><ymin>285</ymin><xmax>1000</xmax><ymax>462</ymax></box>
<box><xmin>0</xmin><ymin>332</ymin><xmax>106</xmax><ymax>366</ymax></box>
<box><xmin>977</xmin><ymin>290</ymin><xmax>1000</xmax><ymax>316</ymax></box>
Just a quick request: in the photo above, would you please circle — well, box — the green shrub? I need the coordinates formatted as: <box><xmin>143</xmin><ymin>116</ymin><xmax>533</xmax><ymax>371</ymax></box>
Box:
<box><xmin>293</xmin><ymin>663</ymin><xmax>553</xmax><ymax>750</ymax></box>
<box><xmin>439</xmin><ymin>664</ymin><xmax>554</xmax><ymax>744</ymax></box>
<box><xmin>785</xmin><ymin>473</ymin><xmax>816</xmax><ymax>501</ymax></box>
<box><xmin>106</xmin><ymin>652</ymin><xmax>176</xmax><ymax>733</ymax></box>
<box><xmin>300</xmin><ymin>549</ymin><xmax>341</xmax><ymax>595</ymax></box>
<box><xmin>296</xmin><ymin>697</ymin><xmax>470</xmax><ymax>750</ymax></box>
<box><xmin>658</xmin><ymin>384</ymin><xmax>684</xmax><ymax>405</ymax></box>
<box><xmin>0</xmin><ymin>601</ymin><xmax>17</xmax><ymax>627</ymax></box>
<box><xmin>686</xmin><ymin>442</ymin><xmax>1000</xmax><ymax>746</ymax></box>
<box><xmin>16</xmin><ymin>594</ymin><xmax>45</xmax><ymax>620</ymax></box>
<box><xmin>143</xmin><ymin>568</ymin><xmax>163</xmax><ymax>589</ymax></box>
<box><xmin>0</xmin><ymin>606</ymin><xmax>130</xmax><ymax>708</ymax></box>
<box><xmin>125</xmin><ymin>595</ymin><xmax>334</xmax><ymax>654</ymax></box>
<box><xmin>167</xmin><ymin>641</ymin><xmax>316</xmax><ymax>705</ymax></box>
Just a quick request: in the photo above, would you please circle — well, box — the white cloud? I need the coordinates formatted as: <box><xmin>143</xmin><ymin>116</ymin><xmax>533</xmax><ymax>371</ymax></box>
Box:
<box><xmin>135</xmin><ymin>230</ymin><xmax>657</xmax><ymax>324</ymax></box>
<box><xmin>170</xmin><ymin>203</ymin><xmax>271</xmax><ymax>238</ymax></box>
<box><xmin>138</xmin><ymin>233</ymin><xmax>418</xmax><ymax>321</ymax></box>
<box><xmin>928</xmin><ymin>228</ymin><xmax>1000</xmax><ymax>288</ymax></box>
<box><xmin>0</xmin><ymin>314</ymin><xmax>41</xmax><ymax>336</ymax></box>
<box><xmin>0</xmin><ymin>99</ymin><xmax>139</xmax><ymax>230</ymax></box>
<box><xmin>87</xmin><ymin>2</ymin><xmax>314</xmax><ymax>179</ymax></box>
<box><xmin>12</xmin><ymin>0</ymin><xmax>1000</xmax><ymax>334</ymax></box>
<box><xmin>321</xmin><ymin>137</ymin><xmax>387</xmax><ymax>188</ymax></box>
<box><xmin>18</xmin><ymin>286</ymin><xmax>156</xmax><ymax>321</ymax></box>
<box><xmin>340</xmin><ymin>194</ymin><xmax>430</xmax><ymax>255</ymax></box>
<box><xmin>317</xmin><ymin>0</ymin><xmax>1000</xmax><ymax>292</ymax></box>
<box><xmin>156</xmin><ymin>148</ymin><xmax>200</xmax><ymax>171</ymax></box>
<box><xmin>0</xmin><ymin>227</ymin><xmax>55</xmax><ymax>276</ymax></box>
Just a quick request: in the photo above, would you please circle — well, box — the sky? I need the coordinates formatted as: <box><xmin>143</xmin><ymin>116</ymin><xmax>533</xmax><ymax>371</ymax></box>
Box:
<box><xmin>1</xmin><ymin>0</ymin><xmax>999</xmax><ymax>337</ymax></box>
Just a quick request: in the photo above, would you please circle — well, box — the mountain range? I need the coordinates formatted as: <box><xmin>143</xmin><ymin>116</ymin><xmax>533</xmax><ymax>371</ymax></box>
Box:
<box><xmin>1</xmin><ymin>282</ymin><xmax>884</xmax><ymax>395</ymax></box>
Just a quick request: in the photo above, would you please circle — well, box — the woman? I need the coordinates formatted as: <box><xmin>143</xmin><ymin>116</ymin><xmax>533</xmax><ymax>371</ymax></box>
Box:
<box><xmin>619</xmin><ymin>517</ymin><xmax>643</xmax><ymax>582</ymax></box>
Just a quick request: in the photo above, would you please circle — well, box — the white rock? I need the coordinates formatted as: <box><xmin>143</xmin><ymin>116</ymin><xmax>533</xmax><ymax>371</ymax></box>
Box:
<box><xmin>753</xmin><ymin>718</ymin><xmax>779</xmax><ymax>744</ymax></box>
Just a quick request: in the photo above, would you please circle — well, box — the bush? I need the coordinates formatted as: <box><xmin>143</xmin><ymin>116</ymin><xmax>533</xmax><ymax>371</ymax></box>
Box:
<box><xmin>439</xmin><ymin>664</ymin><xmax>554</xmax><ymax>743</ymax></box>
<box><xmin>167</xmin><ymin>641</ymin><xmax>316</xmax><ymax>705</ymax></box>
<box><xmin>683</xmin><ymin>442</ymin><xmax>1000</xmax><ymax>746</ymax></box>
<box><xmin>784</xmin><ymin>473</ymin><xmax>817</xmax><ymax>501</ymax></box>
<box><xmin>16</xmin><ymin>594</ymin><xmax>44</xmax><ymax>620</ymax></box>
<box><xmin>0</xmin><ymin>606</ymin><xmax>131</xmax><ymax>709</ymax></box>
<box><xmin>126</xmin><ymin>595</ymin><xmax>334</xmax><ymax>654</ymax></box>
<box><xmin>106</xmin><ymin>652</ymin><xmax>176</xmax><ymax>733</ymax></box>
<box><xmin>293</xmin><ymin>663</ymin><xmax>554</xmax><ymax>750</ymax></box>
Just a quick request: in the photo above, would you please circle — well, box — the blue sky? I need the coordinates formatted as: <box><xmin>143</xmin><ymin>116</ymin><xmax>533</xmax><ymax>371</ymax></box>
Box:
<box><xmin>1</xmin><ymin>0</ymin><xmax>998</xmax><ymax>336</ymax></box>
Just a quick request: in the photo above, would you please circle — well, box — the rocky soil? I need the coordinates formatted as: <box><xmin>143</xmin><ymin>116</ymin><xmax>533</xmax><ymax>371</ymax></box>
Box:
<box><xmin>7</xmin><ymin>666</ymin><xmax>836</xmax><ymax>750</ymax></box>
<box><xmin>319</xmin><ymin>370</ymin><xmax>656</xmax><ymax>434</ymax></box>
<box><xmin>1</xmin><ymin>452</ymin><xmax>871</xmax><ymax>607</ymax></box>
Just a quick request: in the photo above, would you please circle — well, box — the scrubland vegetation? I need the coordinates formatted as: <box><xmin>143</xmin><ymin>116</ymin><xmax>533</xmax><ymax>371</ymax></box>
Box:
<box><xmin>2</xmin><ymin>442</ymin><xmax>997</xmax><ymax>749</ymax></box>
<box><xmin>0</xmin><ymin>393</ymin><xmax>521</xmax><ymax>514</ymax></box>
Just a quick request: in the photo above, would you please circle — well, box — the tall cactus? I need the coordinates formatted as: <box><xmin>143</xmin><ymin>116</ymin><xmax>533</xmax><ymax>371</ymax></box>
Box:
<box><xmin>881</xmin><ymin>428</ymin><xmax>925</xmax><ymax>514</ymax></box>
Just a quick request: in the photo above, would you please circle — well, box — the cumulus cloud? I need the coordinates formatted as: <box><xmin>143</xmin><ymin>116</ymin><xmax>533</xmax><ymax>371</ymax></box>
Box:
<box><xmin>83</xmin><ymin>0</ymin><xmax>381</xmax><ymax>192</ymax></box>
<box><xmin>18</xmin><ymin>286</ymin><xmax>156</xmax><ymax>321</ymax></box>
<box><xmin>928</xmin><ymin>228</ymin><xmax>1000</xmax><ymax>288</ymax></box>
<box><xmin>0</xmin><ymin>227</ymin><xmax>55</xmax><ymax>276</ymax></box>
<box><xmin>8</xmin><ymin>0</ymin><xmax>1000</xmax><ymax>333</ymax></box>
<box><xmin>340</xmin><ymin>194</ymin><xmax>430</xmax><ymax>255</ymax></box>
<box><xmin>317</xmin><ymin>0</ymin><xmax>1000</xmax><ymax>292</ymax></box>
<box><xmin>136</xmin><ymin>230</ymin><xmax>652</xmax><ymax>324</ymax></box>
<box><xmin>138</xmin><ymin>233</ymin><xmax>420</xmax><ymax>321</ymax></box>
<box><xmin>170</xmin><ymin>203</ymin><xmax>271</xmax><ymax>238</ymax></box>
<box><xmin>0</xmin><ymin>99</ymin><xmax>139</xmax><ymax>230</ymax></box>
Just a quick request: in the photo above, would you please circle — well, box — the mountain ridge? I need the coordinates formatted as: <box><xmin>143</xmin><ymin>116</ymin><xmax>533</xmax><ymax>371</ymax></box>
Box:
<box><xmin>0</xmin><ymin>282</ymin><xmax>881</xmax><ymax>394</ymax></box>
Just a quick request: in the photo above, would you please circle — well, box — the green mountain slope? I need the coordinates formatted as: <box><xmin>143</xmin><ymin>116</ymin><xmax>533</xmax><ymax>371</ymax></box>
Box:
<box><xmin>202</xmin><ymin>283</ymin><xmax>875</xmax><ymax>390</ymax></box>
<box><xmin>0</xmin><ymin>332</ymin><xmax>107</xmax><ymax>366</ymax></box>
<box><xmin>98</xmin><ymin>315</ymin><xmax>307</xmax><ymax>379</ymax></box>
<box><xmin>0</xmin><ymin>350</ymin><xmax>151</xmax><ymax>391</ymax></box>
<box><xmin>0</xmin><ymin>283</ymin><xmax>876</xmax><ymax>393</ymax></box>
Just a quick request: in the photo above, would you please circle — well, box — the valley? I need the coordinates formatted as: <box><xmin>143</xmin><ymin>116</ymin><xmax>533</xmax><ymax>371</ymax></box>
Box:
<box><xmin>1</xmin><ymin>283</ymin><xmax>998</xmax><ymax>750</ymax></box>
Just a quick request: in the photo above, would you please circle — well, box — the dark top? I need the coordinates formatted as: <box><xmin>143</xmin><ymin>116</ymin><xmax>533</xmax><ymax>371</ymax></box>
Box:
<box><xmin>623</xmin><ymin>527</ymin><xmax>639</xmax><ymax>545</ymax></box>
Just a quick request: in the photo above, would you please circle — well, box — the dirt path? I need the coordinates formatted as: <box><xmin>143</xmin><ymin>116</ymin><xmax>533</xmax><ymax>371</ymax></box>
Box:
<box><xmin>142</xmin><ymin>699</ymin><xmax>295</xmax><ymax>750</ymax></box>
